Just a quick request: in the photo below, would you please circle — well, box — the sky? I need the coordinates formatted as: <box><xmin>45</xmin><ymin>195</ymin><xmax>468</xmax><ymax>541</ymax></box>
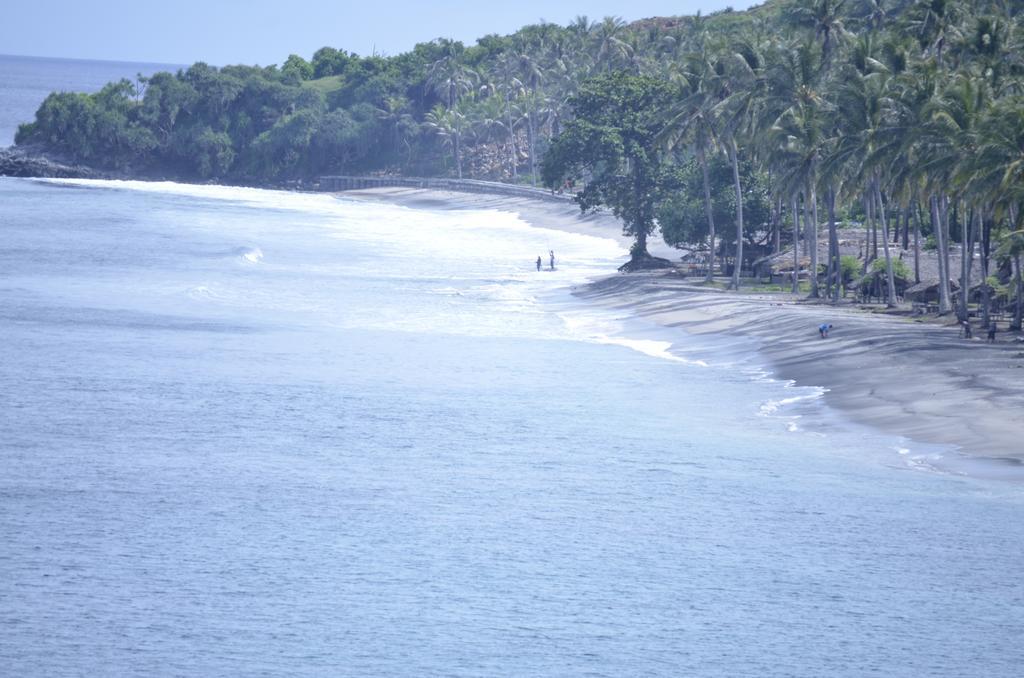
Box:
<box><xmin>1</xmin><ymin>0</ymin><xmax>758</xmax><ymax>67</ymax></box>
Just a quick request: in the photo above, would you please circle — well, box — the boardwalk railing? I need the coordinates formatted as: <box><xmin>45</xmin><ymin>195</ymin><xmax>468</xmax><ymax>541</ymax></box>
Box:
<box><xmin>317</xmin><ymin>175</ymin><xmax>575</xmax><ymax>204</ymax></box>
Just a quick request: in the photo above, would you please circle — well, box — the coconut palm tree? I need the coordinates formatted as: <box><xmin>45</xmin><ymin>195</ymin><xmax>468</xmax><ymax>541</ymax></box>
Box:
<box><xmin>512</xmin><ymin>46</ymin><xmax>547</xmax><ymax>185</ymax></box>
<box><xmin>996</xmin><ymin>229</ymin><xmax>1024</xmax><ymax>330</ymax></box>
<box><xmin>425</xmin><ymin>42</ymin><xmax>477</xmax><ymax>180</ymax></box>
<box><xmin>783</xmin><ymin>0</ymin><xmax>850</xmax><ymax>67</ymax></box>
<box><xmin>591</xmin><ymin>16</ymin><xmax>635</xmax><ymax>73</ymax></box>
<box><xmin>924</xmin><ymin>72</ymin><xmax>990</xmax><ymax>319</ymax></box>
<box><xmin>376</xmin><ymin>95</ymin><xmax>415</xmax><ymax>165</ymax></box>
<box><xmin>889</xmin><ymin>54</ymin><xmax>955</xmax><ymax>312</ymax></box>
<box><xmin>824</xmin><ymin>63</ymin><xmax>900</xmax><ymax>306</ymax></box>
<box><xmin>761</xmin><ymin>40</ymin><xmax>830</xmax><ymax>298</ymax></box>
<box><xmin>715</xmin><ymin>36</ymin><xmax>767</xmax><ymax>289</ymax></box>
<box><xmin>905</xmin><ymin>0</ymin><xmax>966</xmax><ymax>64</ymax></box>
<box><xmin>660</xmin><ymin>41</ymin><xmax>724</xmax><ymax>281</ymax></box>
<box><xmin>424</xmin><ymin>104</ymin><xmax>469</xmax><ymax>178</ymax></box>
<box><xmin>495</xmin><ymin>52</ymin><xmax>526</xmax><ymax>181</ymax></box>
<box><xmin>426</xmin><ymin>40</ymin><xmax>476</xmax><ymax>111</ymax></box>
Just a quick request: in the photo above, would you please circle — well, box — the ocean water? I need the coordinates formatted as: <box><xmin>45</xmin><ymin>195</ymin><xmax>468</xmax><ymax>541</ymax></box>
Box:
<box><xmin>1</xmin><ymin>177</ymin><xmax>1023</xmax><ymax>677</ymax></box>
<box><xmin>0</xmin><ymin>54</ymin><xmax>181</xmax><ymax>146</ymax></box>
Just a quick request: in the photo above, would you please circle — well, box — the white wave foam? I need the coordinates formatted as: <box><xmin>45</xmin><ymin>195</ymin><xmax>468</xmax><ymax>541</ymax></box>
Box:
<box><xmin>240</xmin><ymin>247</ymin><xmax>263</xmax><ymax>264</ymax></box>
<box><xmin>187</xmin><ymin>285</ymin><xmax>218</xmax><ymax>301</ymax></box>
<box><xmin>44</xmin><ymin>178</ymin><xmax>627</xmax><ymax>288</ymax></box>
<box><xmin>758</xmin><ymin>390</ymin><xmax>826</xmax><ymax>416</ymax></box>
<box><xmin>429</xmin><ymin>286</ymin><xmax>463</xmax><ymax>297</ymax></box>
<box><xmin>591</xmin><ymin>335</ymin><xmax>708</xmax><ymax>365</ymax></box>
<box><xmin>557</xmin><ymin>310</ymin><xmax>708</xmax><ymax>366</ymax></box>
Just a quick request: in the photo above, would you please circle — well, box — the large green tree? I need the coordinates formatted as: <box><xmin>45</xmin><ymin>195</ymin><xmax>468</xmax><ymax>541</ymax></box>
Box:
<box><xmin>542</xmin><ymin>72</ymin><xmax>677</xmax><ymax>268</ymax></box>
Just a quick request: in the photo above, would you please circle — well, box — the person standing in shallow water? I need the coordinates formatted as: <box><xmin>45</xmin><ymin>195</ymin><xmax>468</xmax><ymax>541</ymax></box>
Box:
<box><xmin>536</xmin><ymin>255</ymin><xmax>542</xmax><ymax>271</ymax></box>
<box><xmin>549</xmin><ymin>250</ymin><xmax>555</xmax><ymax>271</ymax></box>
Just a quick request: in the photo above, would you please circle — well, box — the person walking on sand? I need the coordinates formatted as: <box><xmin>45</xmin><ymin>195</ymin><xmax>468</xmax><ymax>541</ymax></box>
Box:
<box><xmin>818</xmin><ymin>323</ymin><xmax>833</xmax><ymax>338</ymax></box>
<box><xmin>988</xmin><ymin>322</ymin><xmax>997</xmax><ymax>343</ymax></box>
<box><xmin>549</xmin><ymin>250</ymin><xmax>555</xmax><ymax>271</ymax></box>
<box><xmin>536</xmin><ymin>255</ymin><xmax>542</xmax><ymax>272</ymax></box>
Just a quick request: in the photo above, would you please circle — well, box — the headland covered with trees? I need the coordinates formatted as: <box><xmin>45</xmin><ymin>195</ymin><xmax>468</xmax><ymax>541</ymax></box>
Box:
<box><xmin>10</xmin><ymin>0</ymin><xmax>1024</xmax><ymax>328</ymax></box>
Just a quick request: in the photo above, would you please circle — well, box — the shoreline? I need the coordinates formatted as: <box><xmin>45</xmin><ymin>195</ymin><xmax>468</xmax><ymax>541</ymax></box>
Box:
<box><xmin>576</xmin><ymin>272</ymin><xmax>1024</xmax><ymax>476</ymax></box>
<box><xmin>345</xmin><ymin>186</ymin><xmax>1024</xmax><ymax>477</ymax></box>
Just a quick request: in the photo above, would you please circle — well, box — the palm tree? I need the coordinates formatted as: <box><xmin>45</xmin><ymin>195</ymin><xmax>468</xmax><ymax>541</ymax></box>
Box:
<box><xmin>424</xmin><ymin>104</ymin><xmax>469</xmax><ymax>178</ymax></box>
<box><xmin>924</xmin><ymin>73</ymin><xmax>989</xmax><ymax>319</ymax></box>
<box><xmin>376</xmin><ymin>95</ymin><xmax>415</xmax><ymax>164</ymax></box>
<box><xmin>715</xmin><ymin>37</ymin><xmax>766</xmax><ymax>289</ymax></box>
<box><xmin>591</xmin><ymin>17</ymin><xmax>634</xmax><ymax>72</ymax></box>
<box><xmin>496</xmin><ymin>52</ymin><xmax>526</xmax><ymax>181</ymax></box>
<box><xmin>425</xmin><ymin>41</ymin><xmax>476</xmax><ymax>180</ymax></box>
<box><xmin>971</xmin><ymin>94</ymin><xmax>1024</xmax><ymax>210</ymax></box>
<box><xmin>996</xmin><ymin>229</ymin><xmax>1024</xmax><ymax>330</ymax></box>
<box><xmin>890</xmin><ymin>55</ymin><xmax>955</xmax><ymax>312</ymax></box>
<box><xmin>825</xmin><ymin>64</ymin><xmax>900</xmax><ymax>306</ymax></box>
<box><xmin>426</xmin><ymin>40</ymin><xmax>475</xmax><ymax>111</ymax></box>
<box><xmin>512</xmin><ymin>46</ymin><xmax>546</xmax><ymax>185</ymax></box>
<box><xmin>783</xmin><ymin>0</ymin><xmax>850</xmax><ymax>66</ymax></box>
<box><xmin>905</xmin><ymin>0</ymin><xmax>966</xmax><ymax>65</ymax></box>
<box><xmin>660</xmin><ymin>41</ymin><xmax>723</xmax><ymax>281</ymax></box>
<box><xmin>761</xmin><ymin>40</ymin><xmax>829</xmax><ymax>298</ymax></box>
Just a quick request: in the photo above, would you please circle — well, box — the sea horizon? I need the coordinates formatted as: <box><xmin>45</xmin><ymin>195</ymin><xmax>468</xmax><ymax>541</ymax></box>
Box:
<box><xmin>0</xmin><ymin>54</ymin><xmax>185</xmax><ymax>148</ymax></box>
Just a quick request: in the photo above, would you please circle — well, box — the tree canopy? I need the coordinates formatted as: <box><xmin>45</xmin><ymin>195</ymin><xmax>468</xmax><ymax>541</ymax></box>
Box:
<box><xmin>542</xmin><ymin>72</ymin><xmax>676</xmax><ymax>266</ymax></box>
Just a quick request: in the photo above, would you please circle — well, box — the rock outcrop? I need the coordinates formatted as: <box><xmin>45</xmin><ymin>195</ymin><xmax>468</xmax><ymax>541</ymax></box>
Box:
<box><xmin>0</xmin><ymin>147</ymin><xmax>98</xmax><ymax>179</ymax></box>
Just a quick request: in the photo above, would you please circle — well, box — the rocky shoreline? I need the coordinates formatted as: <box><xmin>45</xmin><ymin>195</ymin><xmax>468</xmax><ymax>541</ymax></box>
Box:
<box><xmin>0</xmin><ymin>146</ymin><xmax>303</xmax><ymax>189</ymax></box>
<box><xmin>0</xmin><ymin>147</ymin><xmax>102</xmax><ymax>179</ymax></box>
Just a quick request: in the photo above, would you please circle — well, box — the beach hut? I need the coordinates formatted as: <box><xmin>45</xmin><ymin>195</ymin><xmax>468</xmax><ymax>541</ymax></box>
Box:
<box><xmin>904</xmin><ymin>279</ymin><xmax>960</xmax><ymax>304</ymax></box>
<box><xmin>854</xmin><ymin>267</ymin><xmax>912</xmax><ymax>304</ymax></box>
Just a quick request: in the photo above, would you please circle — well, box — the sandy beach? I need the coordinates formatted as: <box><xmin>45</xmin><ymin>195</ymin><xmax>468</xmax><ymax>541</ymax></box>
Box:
<box><xmin>345</xmin><ymin>186</ymin><xmax>1024</xmax><ymax>477</ymax></box>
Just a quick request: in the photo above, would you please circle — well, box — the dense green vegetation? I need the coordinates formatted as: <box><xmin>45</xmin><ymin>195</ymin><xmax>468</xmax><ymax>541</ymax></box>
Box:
<box><xmin>13</xmin><ymin>0</ymin><xmax>1024</xmax><ymax>324</ymax></box>
<box><xmin>541</xmin><ymin>72</ymin><xmax>678</xmax><ymax>265</ymax></box>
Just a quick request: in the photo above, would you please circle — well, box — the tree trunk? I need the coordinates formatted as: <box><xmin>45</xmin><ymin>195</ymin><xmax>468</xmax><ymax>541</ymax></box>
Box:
<box><xmin>931</xmin><ymin>195</ymin><xmax>952</xmax><ymax>314</ymax></box>
<box><xmin>527</xmin><ymin>109</ymin><xmax>537</xmax><ymax>187</ymax></box>
<box><xmin>1013</xmin><ymin>252</ymin><xmax>1023</xmax><ymax>331</ymax></box>
<box><xmin>728</xmin><ymin>137</ymin><xmax>744</xmax><ymax>290</ymax></box>
<box><xmin>980</xmin><ymin>208</ymin><xmax>991</xmax><ymax>329</ymax></box>
<box><xmin>824</xmin><ymin>203</ymin><xmax>833</xmax><ymax>299</ymax></box>
<box><xmin>828</xmin><ymin>186</ymin><xmax>839</xmax><ymax>303</ymax></box>
<box><xmin>631</xmin><ymin>164</ymin><xmax>651</xmax><ymax>262</ymax></box>
<box><xmin>863</xmin><ymin>193</ymin><xmax>874</xmax><ymax>271</ymax></box>
<box><xmin>939</xmin><ymin>196</ymin><xmax>953</xmax><ymax>313</ymax></box>
<box><xmin>505</xmin><ymin>94</ymin><xmax>518</xmax><ymax>180</ymax></box>
<box><xmin>454</xmin><ymin>132</ymin><xmax>463</xmax><ymax>180</ymax></box>
<box><xmin>942</xmin><ymin>197</ymin><xmax>953</xmax><ymax>310</ymax></box>
<box><xmin>912</xmin><ymin>200</ymin><xmax>922</xmax><ymax>284</ymax></box>
<box><xmin>871</xmin><ymin>199</ymin><xmax>878</xmax><ymax>261</ymax></box>
<box><xmin>791</xmin><ymin>193</ymin><xmax>800</xmax><ymax>294</ymax></box>
<box><xmin>873</xmin><ymin>178</ymin><xmax>898</xmax><ymax>308</ymax></box>
<box><xmin>957</xmin><ymin>204</ymin><xmax>971</xmax><ymax>321</ymax></box>
<box><xmin>635</xmin><ymin>226</ymin><xmax>648</xmax><ymax>258</ymax></box>
<box><xmin>901</xmin><ymin>206</ymin><xmax>910</xmax><ymax>250</ymax></box>
<box><xmin>773</xmin><ymin>197</ymin><xmax>782</xmax><ymax>253</ymax></box>
<box><xmin>698</xmin><ymin>144</ymin><xmax>716</xmax><ymax>283</ymax></box>
<box><xmin>1012</xmin><ymin>204</ymin><xmax>1022</xmax><ymax>331</ymax></box>
<box><xmin>807</xmin><ymin>181</ymin><xmax>820</xmax><ymax>298</ymax></box>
